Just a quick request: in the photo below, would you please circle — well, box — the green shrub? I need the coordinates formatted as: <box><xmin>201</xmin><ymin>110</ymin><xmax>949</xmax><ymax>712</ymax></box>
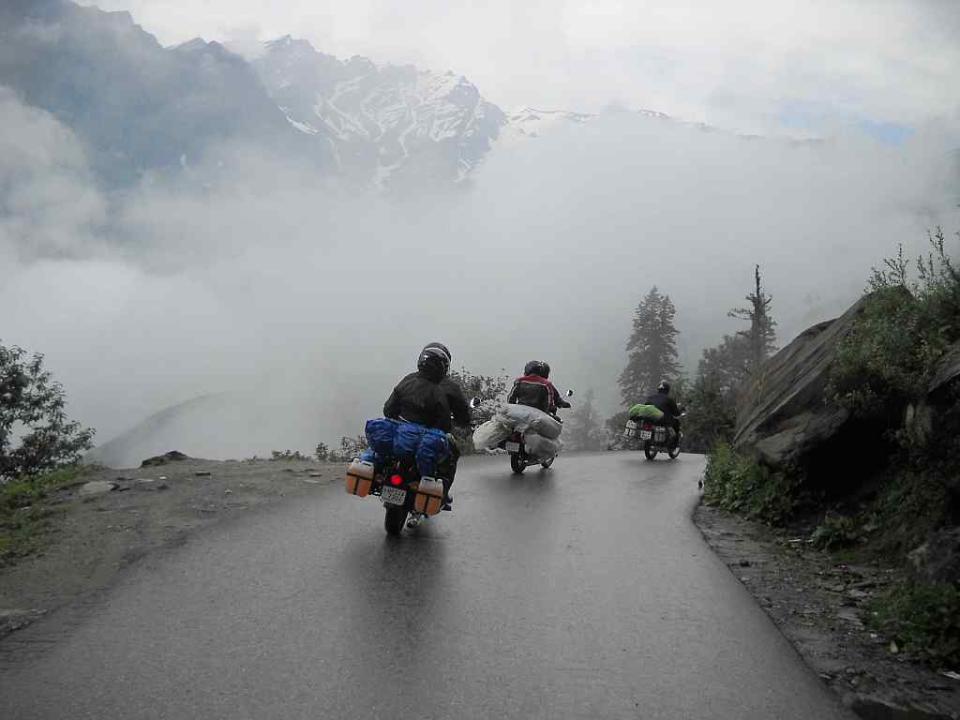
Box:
<box><xmin>0</xmin><ymin>465</ymin><xmax>86</xmax><ymax>563</ymax></box>
<box><xmin>703</xmin><ymin>443</ymin><xmax>800</xmax><ymax>524</ymax></box>
<box><xmin>867</xmin><ymin>581</ymin><xmax>960</xmax><ymax>668</ymax></box>
<box><xmin>810</xmin><ymin>513</ymin><xmax>860</xmax><ymax>550</ymax></box>
<box><xmin>829</xmin><ymin>229</ymin><xmax>960</xmax><ymax>424</ymax></box>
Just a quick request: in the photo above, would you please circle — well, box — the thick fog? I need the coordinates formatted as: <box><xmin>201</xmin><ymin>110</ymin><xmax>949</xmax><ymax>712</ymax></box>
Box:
<box><xmin>2</xmin><ymin>81</ymin><xmax>958</xmax><ymax>464</ymax></box>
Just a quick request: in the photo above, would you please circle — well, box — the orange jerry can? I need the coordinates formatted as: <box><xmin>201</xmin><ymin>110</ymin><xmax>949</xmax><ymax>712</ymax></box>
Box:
<box><xmin>345</xmin><ymin>459</ymin><xmax>376</xmax><ymax>497</ymax></box>
<box><xmin>413</xmin><ymin>477</ymin><xmax>444</xmax><ymax>516</ymax></box>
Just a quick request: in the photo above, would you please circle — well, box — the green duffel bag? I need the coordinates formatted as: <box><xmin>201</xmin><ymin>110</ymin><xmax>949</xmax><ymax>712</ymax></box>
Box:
<box><xmin>628</xmin><ymin>403</ymin><xmax>664</xmax><ymax>421</ymax></box>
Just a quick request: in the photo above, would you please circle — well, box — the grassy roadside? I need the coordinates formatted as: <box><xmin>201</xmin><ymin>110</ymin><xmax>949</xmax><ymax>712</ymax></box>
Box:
<box><xmin>0</xmin><ymin>465</ymin><xmax>90</xmax><ymax>565</ymax></box>
<box><xmin>703</xmin><ymin>444</ymin><xmax>960</xmax><ymax>669</ymax></box>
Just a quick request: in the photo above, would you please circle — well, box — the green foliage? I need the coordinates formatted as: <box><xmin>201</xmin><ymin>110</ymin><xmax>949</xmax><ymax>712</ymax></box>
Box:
<box><xmin>618</xmin><ymin>287</ymin><xmax>680</xmax><ymax>407</ymax></box>
<box><xmin>703</xmin><ymin>444</ymin><xmax>800</xmax><ymax>524</ymax></box>
<box><xmin>1</xmin><ymin>343</ymin><xmax>95</xmax><ymax>480</ymax></box>
<box><xmin>867</xmin><ymin>581</ymin><xmax>960</xmax><ymax>668</ymax></box>
<box><xmin>863</xmin><ymin>463</ymin><xmax>952</xmax><ymax>557</ymax></box>
<box><xmin>270</xmin><ymin>449</ymin><xmax>310</xmax><ymax>461</ymax></box>
<box><xmin>449</xmin><ymin>366</ymin><xmax>509</xmax><ymax>453</ymax></box>
<box><xmin>605</xmin><ymin>410</ymin><xmax>631</xmax><ymax>445</ymax></box>
<box><xmin>683</xmin><ymin>334</ymin><xmax>750</xmax><ymax>452</ymax></box>
<box><xmin>831</xmin><ymin>229</ymin><xmax>960</xmax><ymax>422</ymax></box>
<box><xmin>684</xmin><ymin>266</ymin><xmax>777</xmax><ymax>453</ymax></box>
<box><xmin>328</xmin><ymin>436</ymin><xmax>368</xmax><ymax>463</ymax></box>
<box><xmin>0</xmin><ymin>465</ymin><xmax>86</xmax><ymax>563</ymax></box>
<box><xmin>810</xmin><ymin>513</ymin><xmax>860</xmax><ymax>550</ymax></box>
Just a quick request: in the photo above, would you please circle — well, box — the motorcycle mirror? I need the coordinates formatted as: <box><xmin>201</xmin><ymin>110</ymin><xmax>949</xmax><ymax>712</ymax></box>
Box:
<box><xmin>469</xmin><ymin>397</ymin><xmax>482</xmax><ymax>409</ymax></box>
<box><xmin>565</xmin><ymin>389</ymin><xmax>574</xmax><ymax>397</ymax></box>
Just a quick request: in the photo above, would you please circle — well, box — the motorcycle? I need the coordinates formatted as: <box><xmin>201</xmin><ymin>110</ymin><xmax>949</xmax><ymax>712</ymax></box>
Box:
<box><xmin>373</xmin><ymin>456</ymin><xmax>446</xmax><ymax>536</ymax></box>
<box><xmin>501</xmin><ymin>389</ymin><xmax>573</xmax><ymax>474</ymax></box>
<box><xmin>623</xmin><ymin>415</ymin><xmax>683</xmax><ymax>460</ymax></box>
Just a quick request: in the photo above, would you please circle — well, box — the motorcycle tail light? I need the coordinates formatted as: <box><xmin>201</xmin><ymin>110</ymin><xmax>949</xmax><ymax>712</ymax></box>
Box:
<box><xmin>389</xmin><ymin>474</ymin><xmax>404</xmax><ymax>486</ymax></box>
<box><xmin>642</xmin><ymin>423</ymin><xmax>653</xmax><ymax>430</ymax></box>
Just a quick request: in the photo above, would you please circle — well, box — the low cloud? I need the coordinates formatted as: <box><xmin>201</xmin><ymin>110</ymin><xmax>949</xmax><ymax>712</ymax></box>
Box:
<box><xmin>3</xmin><ymin>89</ymin><xmax>958</xmax><ymax>464</ymax></box>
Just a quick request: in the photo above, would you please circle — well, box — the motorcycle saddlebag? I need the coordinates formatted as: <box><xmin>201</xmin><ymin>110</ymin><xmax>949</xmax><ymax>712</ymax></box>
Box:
<box><xmin>416</xmin><ymin>428</ymin><xmax>450</xmax><ymax>477</ymax></box>
<box><xmin>413</xmin><ymin>476</ymin><xmax>444</xmax><ymax>516</ymax></box>
<box><xmin>365</xmin><ymin>418</ymin><xmax>398</xmax><ymax>458</ymax></box>
<box><xmin>345</xmin><ymin>459</ymin><xmax>376</xmax><ymax>497</ymax></box>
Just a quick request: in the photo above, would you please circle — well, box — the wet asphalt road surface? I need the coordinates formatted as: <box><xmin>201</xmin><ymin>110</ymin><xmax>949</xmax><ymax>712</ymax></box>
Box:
<box><xmin>0</xmin><ymin>452</ymin><xmax>852</xmax><ymax>719</ymax></box>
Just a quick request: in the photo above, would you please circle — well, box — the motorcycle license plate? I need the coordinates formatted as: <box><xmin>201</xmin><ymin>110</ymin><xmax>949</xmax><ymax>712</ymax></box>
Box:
<box><xmin>505</xmin><ymin>441</ymin><xmax>521</xmax><ymax>453</ymax></box>
<box><xmin>381</xmin><ymin>486</ymin><xmax>407</xmax><ymax>505</ymax></box>
<box><xmin>640</xmin><ymin>430</ymin><xmax>653</xmax><ymax>440</ymax></box>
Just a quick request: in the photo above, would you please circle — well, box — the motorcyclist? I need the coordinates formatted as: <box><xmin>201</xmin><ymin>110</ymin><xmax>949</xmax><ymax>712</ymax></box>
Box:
<box><xmin>383</xmin><ymin>342</ymin><xmax>470</xmax><ymax>509</ymax></box>
<box><xmin>507</xmin><ymin>360</ymin><xmax>571</xmax><ymax>417</ymax></box>
<box><xmin>643</xmin><ymin>380</ymin><xmax>682</xmax><ymax>446</ymax></box>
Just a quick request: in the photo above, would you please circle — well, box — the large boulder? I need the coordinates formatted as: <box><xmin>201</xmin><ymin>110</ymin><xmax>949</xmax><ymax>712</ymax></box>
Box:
<box><xmin>928</xmin><ymin>340</ymin><xmax>960</xmax><ymax>402</ymax></box>
<box><xmin>734</xmin><ymin>296</ymin><xmax>900</xmax><ymax>486</ymax></box>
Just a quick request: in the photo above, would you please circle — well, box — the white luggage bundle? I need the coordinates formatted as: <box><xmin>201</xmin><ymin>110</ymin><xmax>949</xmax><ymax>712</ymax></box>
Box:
<box><xmin>472</xmin><ymin>403</ymin><xmax>564</xmax><ymax>451</ymax></box>
<box><xmin>523</xmin><ymin>432</ymin><xmax>561</xmax><ymax>461</ymax></box>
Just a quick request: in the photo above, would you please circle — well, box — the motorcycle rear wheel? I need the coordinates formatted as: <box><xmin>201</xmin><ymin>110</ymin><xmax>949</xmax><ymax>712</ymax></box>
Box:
<box><xmin>384</xmin><ymin>506</ymin><xmax>408</xmax><ymax>536</ymax></box>
<box><xmin>668</xmin><ymin>445</ymin><xmax>681</xmax><ymax>459</ymax></box>
<box><xmin>510</xmin><ymin>453</ymin><xmax>526</xmax><ymax>474</ymax></box>
<box><xmin>540</xmin><ymin>456</ymin><xmax>555</xmax><ymax>469</ymax></box>
<box><xmin>643</xmin><ymin>443</ymin><xmax>658</xmax><ymax>461</ymax></box>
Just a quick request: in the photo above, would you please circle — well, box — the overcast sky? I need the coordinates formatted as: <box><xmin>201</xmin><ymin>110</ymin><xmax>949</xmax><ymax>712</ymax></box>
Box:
<box><xmin>81</xmin><ymin>0</ymin><xmax>960</xmax><ymax>137</ymax></box>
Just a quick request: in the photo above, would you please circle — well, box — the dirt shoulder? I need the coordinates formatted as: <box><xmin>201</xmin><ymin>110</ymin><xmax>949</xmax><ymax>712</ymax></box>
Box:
<box><xmin>695</xmin><ymin>503</ymin><xmax>960</xmax><ymax>720</ymax></box>
<box><xmin>0</xmin><ymin>457</ymin><xmax>341</xmax><ymax>640</ymax></box>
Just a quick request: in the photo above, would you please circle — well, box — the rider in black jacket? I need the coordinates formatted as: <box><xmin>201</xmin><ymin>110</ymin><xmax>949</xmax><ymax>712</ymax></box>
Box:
<box><xmin>644</xmin><ymin>380</ymin><xmax>682</xmax><ymax>445</ymax></box>
<box><xmin>383</xmin><ymin>342</ymin><xmax>470</xmax><ymax>507</ymax></box>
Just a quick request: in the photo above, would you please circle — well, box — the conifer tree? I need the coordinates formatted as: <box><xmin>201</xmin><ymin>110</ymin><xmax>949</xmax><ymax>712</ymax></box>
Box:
<box><xmin>729</xmin><ymin>265</ymin><xmax>777</xmax><ymax>375</ymax></box>
<box><xmin>618</xmin><ymin>287</ymin><xmax>680</xmax><ymax>406</ymax></box>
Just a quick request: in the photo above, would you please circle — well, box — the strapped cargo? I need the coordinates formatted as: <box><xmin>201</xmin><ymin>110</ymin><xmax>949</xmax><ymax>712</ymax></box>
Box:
<box><xmin>628</xmin><ymin>403</ymin><xmax>664</xmax><ymax>421</ymax></box>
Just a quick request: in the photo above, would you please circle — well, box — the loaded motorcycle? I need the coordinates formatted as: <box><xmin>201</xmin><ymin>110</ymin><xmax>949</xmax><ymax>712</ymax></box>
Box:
<box><xmin>501</xmin><ymin>389</ymin><xmax>573</xmax><ymax>474</ymax></box>
<box><xmin>623</xmin><ymin>415</ymin><xmax>683</xmax><ymax>460</ymax></box>
<box><xmin>345</xmin><ymin>400</ymin><xmax>483</xmax><ymax>537</ymax></box>
<box><xmin>346</xmin><ymin>454</ymin><xmax>447</xmax><ymax>536</ymax></box>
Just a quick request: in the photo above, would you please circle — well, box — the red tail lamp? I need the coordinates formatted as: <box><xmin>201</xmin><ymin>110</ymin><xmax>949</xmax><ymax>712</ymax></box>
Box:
<box><xmin>389</xmin><ymin>474</ymin><xmax>404</xmax><ymax>487</ymax></box>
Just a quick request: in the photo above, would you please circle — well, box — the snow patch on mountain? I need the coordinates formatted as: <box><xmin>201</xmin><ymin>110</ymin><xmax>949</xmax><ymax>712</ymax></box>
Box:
<box><xmin>253</xmin><ymin>36</ymin><xmax>506</xmax><ymax>188</ymax></box>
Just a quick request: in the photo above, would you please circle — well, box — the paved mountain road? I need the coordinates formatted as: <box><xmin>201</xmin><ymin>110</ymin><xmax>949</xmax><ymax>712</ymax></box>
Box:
<box><xmin>0</xmin><ymin>453</ymin><xmax>851</xmax><ymax>719</ymax></box>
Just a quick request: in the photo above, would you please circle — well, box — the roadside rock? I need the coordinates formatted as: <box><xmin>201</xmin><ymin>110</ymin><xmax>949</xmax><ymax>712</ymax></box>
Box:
<box><xmin>733</xmin><ymin>291</ymin><xmax>909</xmax><ymax>495</ymax></box>
<box><xmin>928</xmin><ymin>341</ymin><xmax>960</xmax><ymax>402</ymax></box>
<box><xmin>141</xmin><ymin>451</ymin><xmax>189</xmax><ymax>467</ymax></box>
<box><xmin>843</xmin><ymin>693</ymin><xmax>954</xmax><ymax>720</ymax></box>
<box><xmin>78</xmin><ymin>480</ymin><xmax>117</xmax><ymax>496</ymax></box>
<box><xmin>908</xmin><ymin>528</ymin><xmax>960</xmax><ymax>585</ymax></box>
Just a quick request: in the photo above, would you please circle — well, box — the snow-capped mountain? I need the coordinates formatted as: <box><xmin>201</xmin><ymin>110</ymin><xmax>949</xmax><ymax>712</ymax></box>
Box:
<box><xmin>252</xmin><ymin>36</ymin><xmax>506</xmax><ymax>188</ymax></box>
<box><xmin>0</xmin><ymin>0</ymin><xmax>682</xmax><ymax>193</ymax></box>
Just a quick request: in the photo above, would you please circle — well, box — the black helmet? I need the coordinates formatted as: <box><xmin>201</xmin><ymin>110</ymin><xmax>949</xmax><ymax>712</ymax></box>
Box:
<box><xmin>524</xmin><ymin>360</ymin><xmax>548</xmax><ymax>378</ymax></box>
<box><xmin>657</xmin><ymin>380</ymin><xmax>671</xmax><ymax>394</ymax></box>
<box><xmin>418</xmin><ymin>342</ymin><xmax>452</xmax><ymax>379</ymax></box>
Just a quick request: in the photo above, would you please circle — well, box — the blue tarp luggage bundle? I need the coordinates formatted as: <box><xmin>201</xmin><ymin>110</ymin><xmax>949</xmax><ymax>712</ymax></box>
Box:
<box><xmin>365</xmin><ymin>418</ymin><xmax>398</xmax><ymax>457</ymax></box>
<box><xmin>416</xmin><ymin>427</ymin><xmax>450</xmax><ymax>477</ymax></box>
<box><xmin>362</xmin><ymin>418</ymin><xmax>450</xmax><ymax>477</ymax></box>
